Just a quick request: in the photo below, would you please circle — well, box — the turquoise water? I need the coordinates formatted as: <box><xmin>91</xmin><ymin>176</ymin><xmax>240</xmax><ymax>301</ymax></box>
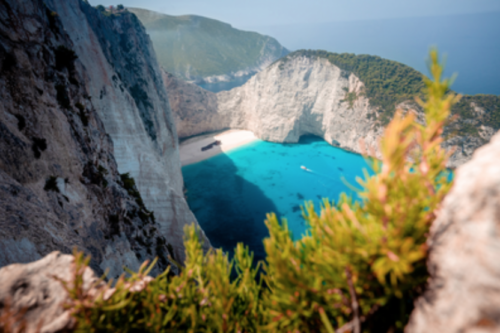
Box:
<box><xmin>182</xmin><ymin>136</ymin><xmax>373</xmax><ymax>261</ymax></box>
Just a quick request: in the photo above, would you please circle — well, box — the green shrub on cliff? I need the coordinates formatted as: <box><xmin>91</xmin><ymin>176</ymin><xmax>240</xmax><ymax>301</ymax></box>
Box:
<box><xmin>64</xmin><ymin>51</ymin><xmax>456</xmax><ymax>332</ymax></box>
<box><xmin>261</xmin><ymin>49</ymin><xmax>456</xmax><ymax>332</ymax></box>
<box><xmin>449</xmin><ymin>94</ymin><xmax>500</xmax><ymax>135</ymax></box>
<box><xmin>66</xmin><ymin>231</ymin><xmax>263</xmax><ymax>332</ymax></box>
<box><xmin>284</xmin><ymin>49</ymin><xmax>500</xmax><ymax>136</ymax></box>
<box><xmin>284</xmin><ymin>50</ymin><xmax>426</xmax><ymax>125</ymax></box>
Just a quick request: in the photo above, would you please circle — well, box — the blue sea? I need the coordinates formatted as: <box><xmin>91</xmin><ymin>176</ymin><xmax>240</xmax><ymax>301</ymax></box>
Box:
<box><xmin>182</xmin><ymin>136</ymin><xmax>373</xmax><ymax>261</ymax></box>
<box><xmin>236</xmin><ymin>12</ymin><xmax>500</xmax><ymax>96</ymax></box>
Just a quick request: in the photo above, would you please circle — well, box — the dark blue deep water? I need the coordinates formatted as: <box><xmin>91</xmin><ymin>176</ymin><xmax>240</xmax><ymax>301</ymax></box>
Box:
<box><xmin>182</xmin><ymin>136</ymin><xmax>373</xmax><ymax>261</ymax></box>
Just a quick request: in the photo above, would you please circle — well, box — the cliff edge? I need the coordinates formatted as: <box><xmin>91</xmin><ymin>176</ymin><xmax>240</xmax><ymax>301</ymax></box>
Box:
<box><xmin>165</xmin><ymin>52</ymin><xmax>498</xmax><ymax>167</ymax></box>
<box><xmin>48</xmin><ymin>0</ymin><xmax>210</xmax><ymax>263</ymax></box>
<box><xmin>0</xmin><ymin>0</ymin><xmax>209</xmax><ymax>275</ymax></box>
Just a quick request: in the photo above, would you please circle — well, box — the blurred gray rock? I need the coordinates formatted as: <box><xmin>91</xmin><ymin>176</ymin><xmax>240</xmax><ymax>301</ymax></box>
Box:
<box><xmin>406</xmin><ymin>131</ymin><xmax>500</xmax><ymax>332</ymax></box>
<box><xmin>0</xmin><ymin>252</ymin><xmax>97</xmax><ymax>333</ymax></box>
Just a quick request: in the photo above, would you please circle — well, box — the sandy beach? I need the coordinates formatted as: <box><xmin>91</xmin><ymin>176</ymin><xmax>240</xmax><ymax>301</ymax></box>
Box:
<box><xmin>179</xmin><ymin>130</ymin><xmax>258</xmax><ymax>166</ymax></box>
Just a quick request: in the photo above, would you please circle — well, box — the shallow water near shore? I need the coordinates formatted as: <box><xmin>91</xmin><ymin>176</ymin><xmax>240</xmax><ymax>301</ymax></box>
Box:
<box><xmin>182</xmin><ymin>135</ymin><xmax>373</xmax><ymax>261</ymax></box>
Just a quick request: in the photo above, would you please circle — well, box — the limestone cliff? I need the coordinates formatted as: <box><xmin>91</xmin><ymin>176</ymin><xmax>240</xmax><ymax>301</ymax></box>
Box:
<box><xmin>0</xmin><ymin>0</ymin><xmax>208</xmax><ymax>275</ymax></box>
<box><xmin>216</xmin><ymin>55</ymin><xmax>384</xmax><ymax>153</ymax></box>
<box><xmin>165</xmin><ymin>53</ymin><xmax>497</xmax><ymax>167</ymax></box>
<box><xmin>164</xmin><ymin>55</ymin><xmax>385</xmax><ymax>157</ymax></box>
<box><xmin>162</xmin><ymin>71</ymin><xmax>222</xmax><ymax>138</ymax></box>
<box><xmin>49</xmin><ymin>0</ymin><xmax>210</xmax><ymax>262</ymax></box>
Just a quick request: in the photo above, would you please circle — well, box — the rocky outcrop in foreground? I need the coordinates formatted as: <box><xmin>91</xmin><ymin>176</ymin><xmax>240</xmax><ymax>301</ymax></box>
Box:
<box><xmin>0</xmin><ymin>252</ymin><xmax>89</xmax><ymax>332</ymax></box>
<box><xmin>0</xmin><ymin>251</ymin><xmax>153</xmax><ymax>333</ymax></box>
<box><xmin>0</xmin><ymin>0</ymin><xmax>208</xmax><ymax>276</ymax></box>
<box><xmin>1</xmin><ymin>132</ymin><xmax>499</xmax><ymax>332</ymax></box>
<box><xmin>165</xmin><ymin>53</ymin><xmax>497</xmax><ymax>167</ymax></box>
<box><xmin>406</xmin><ymin>131</ymin><xmax>500</xmax><ymax>332</ymax></box>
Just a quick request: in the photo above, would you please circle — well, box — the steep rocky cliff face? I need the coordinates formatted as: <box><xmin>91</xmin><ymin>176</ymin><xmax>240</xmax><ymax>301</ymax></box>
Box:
<box><xmin>48</xmin><ymin>0</ymin><xmax>210</xmax><ymax>262</ymax></box>
<box><xmin>162</xmin><ymin>71</ymin><xmax>223</xmax><ymax>138</ymax></box>
<box><xmin>165</xmin><ymin>53</ymin><xmax>497</xmax><ymax>167</ymax></box>
<box><xmin>0</xmin><ymin>0</ymin><xmax>160</xmax><ymax>276</ymax></box>
<box><xmin>216</xmin><ymin>55</ymin><xmax>384</xmax><ymax>153</ymax></box>
<box><xmin>407</xmin><ymin>130</ymin><xmax>500</xmax><ymax>332</ymax></box>
<box><xmin>0</xmin><ymin>0</ymin><xmax>208</xmax><ymax>275</ymax></box>
<box><xmin>164</xmin><ymin>55</ymin><xmax>385</xmax><ymax>157</ymax></box>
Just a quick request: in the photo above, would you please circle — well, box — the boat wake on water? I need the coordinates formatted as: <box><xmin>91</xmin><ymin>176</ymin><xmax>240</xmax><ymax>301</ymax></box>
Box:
<box><xmin>300</xmin><ymin>165</ymin><xmax>342</xmax><ymax>183</ymax></box>
<box><xmin>300</xmin><ymin>165</ymin><xmax>313</xmax><ymax>172</ymax></box>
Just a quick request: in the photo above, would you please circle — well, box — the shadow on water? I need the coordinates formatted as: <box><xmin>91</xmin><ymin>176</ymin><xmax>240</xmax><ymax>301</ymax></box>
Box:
<box><xmin>182</xmin><ymin>134</ymin><xmax>376</xmax><ymax>264</ymax></box>
<box><xmin>182</xmin><ymin>152</ymin><xmax>280</xmax><ymax>263</ymax></box>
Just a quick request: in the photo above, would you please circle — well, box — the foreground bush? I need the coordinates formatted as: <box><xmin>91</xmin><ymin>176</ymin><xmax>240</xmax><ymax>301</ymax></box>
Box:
<box><xmin>64</xmin><ymin>50</ymin><xmax>456</xmax><ymax>332</ymax></box>
<box><xmin>65</xmin><ymin>234</ymin><xmax>262</xmax><ymax>332</ymax></box>
<box><xmin>262</xmin><ymin>50</ymin><xmax>457</xmax><ymax>332</ymax></box>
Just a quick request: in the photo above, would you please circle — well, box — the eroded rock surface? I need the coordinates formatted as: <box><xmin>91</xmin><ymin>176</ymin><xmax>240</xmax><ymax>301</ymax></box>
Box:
<box><xmin>48</xmin><ymin>0</ymin><xmax>210</xmax><ymax>263</ymax></box>
<box><xmin>165</xmin><ymin>54</ymin><xmax>497</xmax><ymax>167</ymax></box>
<box><xmin>0</xmin><ymin>252</ymin><xmax>95</xmax><ymax>333</ymax></box>
<box><xmin>406</xmin><ymin>131</ymin><xmax>500</xmax><ymax>332</ymax></box>
<box><xmin>162</xmin><ymin>71</ymin><xmax>223</xmax><ymax>139</ymax></box>
<box><xmin>0</xmin><ymin>0</ymin><xmax>207</xmax><ymax>276</ymax></box>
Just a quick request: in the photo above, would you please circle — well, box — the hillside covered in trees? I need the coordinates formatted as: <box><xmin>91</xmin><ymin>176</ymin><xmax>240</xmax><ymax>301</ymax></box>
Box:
<box><xmin>128</xmin><ymin>8</ymin><xmax>289</xmax><ymax>84</ymax></box>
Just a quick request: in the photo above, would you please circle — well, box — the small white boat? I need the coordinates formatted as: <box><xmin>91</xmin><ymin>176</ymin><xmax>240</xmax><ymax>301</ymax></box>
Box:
<box><xmin>300</xmin><ymin>166</ymin><xmax>311</xmax><ymax>172</ymax></box>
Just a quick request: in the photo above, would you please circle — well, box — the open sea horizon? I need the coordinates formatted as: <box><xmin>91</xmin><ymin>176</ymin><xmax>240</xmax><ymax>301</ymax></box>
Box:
<box><xmin>229</xmin><ymin>11</ymin><xmax>500</xmax><ymax>96</ymax></box>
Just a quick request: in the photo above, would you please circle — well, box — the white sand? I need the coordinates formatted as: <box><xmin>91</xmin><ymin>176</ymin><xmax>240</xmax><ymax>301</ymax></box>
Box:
<box><xmin>179</xmin><ymin>130</ymin><xmax>258</xmax><ymax>166</ymax></box>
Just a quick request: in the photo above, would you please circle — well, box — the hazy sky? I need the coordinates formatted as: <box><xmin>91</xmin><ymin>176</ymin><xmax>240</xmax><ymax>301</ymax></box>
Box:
<box><xmin>87</xmin><ymin>0</ymin><xmax>500</xmax><ymax>27</ymax></box>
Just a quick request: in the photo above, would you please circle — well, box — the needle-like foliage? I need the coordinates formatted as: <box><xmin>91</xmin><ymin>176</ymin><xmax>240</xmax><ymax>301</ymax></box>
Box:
<box><xmin>262</xmin><ymin>49</ymin><xmax>458</xmax><ymax>332</ymax></box>
<box><xmin>64</xmin><ymin>228</ymin><xmax>263</xmax><ymax>332</ymax></box>
<box><xmin>61</xmin><ymin>50</ymin><xmax>457</xmax><ymax>333</ymax></box>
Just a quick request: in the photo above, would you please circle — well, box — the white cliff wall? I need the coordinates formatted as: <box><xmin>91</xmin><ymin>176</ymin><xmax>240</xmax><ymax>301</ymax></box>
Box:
<box><xmin>166</xmin><ymin>54</ymin><xmax>496</xmax><ymax>167</ymax></box>
<box><xmin>216</xmin><ymin>56</ymin><xmax>383</xmax><ymax>153</ymax></box>
<box><xmin>48</xmin><ymin>0</ymin><xmax>210</xmax><ymax>261</ymax></box>
<box><xmin>166</xmin><ymin>55</ymin><xmax>383</xmax><ymax>155</ymax></box>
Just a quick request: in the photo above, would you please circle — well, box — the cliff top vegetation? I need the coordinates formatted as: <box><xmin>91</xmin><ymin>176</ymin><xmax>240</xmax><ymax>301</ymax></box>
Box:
<box><xmin>280</xmin><ymin>50</ymin><xmax>500</xmax><ymax>136</ymax></box>
<box><xmin>279</xmin><ymin>49</ymin><xmax>426</xmax><ymax>125</ymax></box>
